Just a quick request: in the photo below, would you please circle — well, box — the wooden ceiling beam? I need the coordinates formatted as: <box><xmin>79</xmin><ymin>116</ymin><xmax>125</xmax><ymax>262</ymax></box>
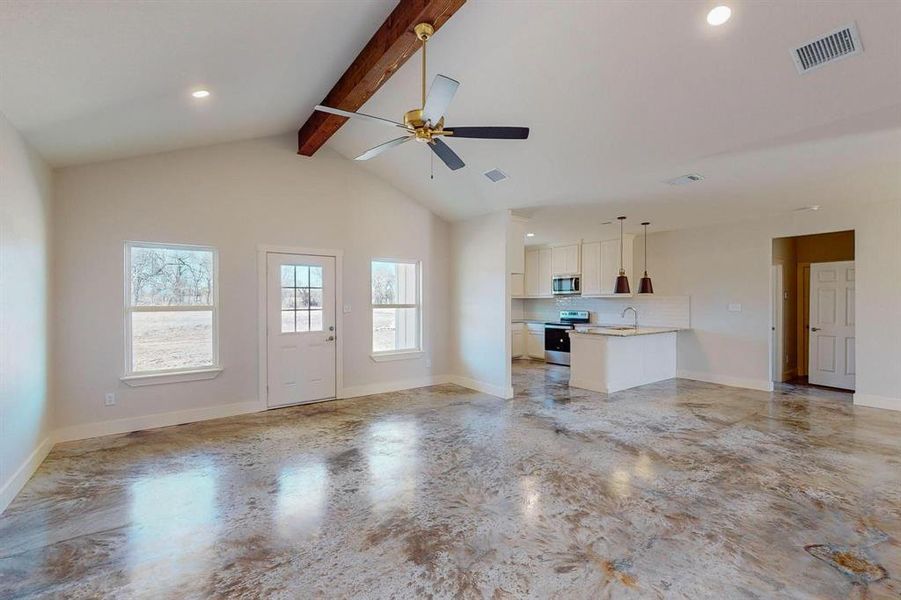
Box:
<box><xmin>297</xmin><ymin>0</ymin><xmax>466</xmax><ymax>156</ymax></box>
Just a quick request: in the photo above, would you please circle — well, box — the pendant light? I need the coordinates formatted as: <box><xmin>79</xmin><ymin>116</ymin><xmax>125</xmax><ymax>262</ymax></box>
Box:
<box><xmin>614</xmin><ymin>216</ymin><xmax>631</xmax><ymax>294</ymax></box>
<box><xmin>639</xmin><ymin>222</ymin><xmax>654</xmax><ymax>294</ymax></box>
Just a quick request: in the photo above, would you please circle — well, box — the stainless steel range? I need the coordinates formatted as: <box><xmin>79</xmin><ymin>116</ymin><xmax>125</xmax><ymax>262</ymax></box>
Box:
<box><xmin>544</xmin><ymin>310</ymin><xmax>590</xmax><ymax>366</ymax></box>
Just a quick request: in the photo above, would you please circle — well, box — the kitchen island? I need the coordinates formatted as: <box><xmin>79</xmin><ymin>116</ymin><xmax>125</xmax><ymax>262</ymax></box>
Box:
<box><xmin>568</xmin><ymin>326</ymin><xmax>680</xmax><ymax>393</ymax></box>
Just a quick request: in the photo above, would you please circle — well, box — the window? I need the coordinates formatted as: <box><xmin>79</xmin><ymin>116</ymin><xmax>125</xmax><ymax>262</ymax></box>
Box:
<box><xmin>371</xmin><ymin>260</ymin><xmax>420</xmax><ymax>356</ymax></box>
<box><xmin>125</xmin><ymin>242</ymin><xmax>219</xmax><ymax>377</ymax></box>
<box><xmin>280</xmin><ymin>264</ymin><xmax>323</xmax><ymax>333</ymax></box>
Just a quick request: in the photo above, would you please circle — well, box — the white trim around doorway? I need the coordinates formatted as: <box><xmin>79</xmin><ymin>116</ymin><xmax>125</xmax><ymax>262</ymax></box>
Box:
<box><xmin>257</xmin><ymin>245</ymin><xmax>344</xmax><ymax>408</ymax></box>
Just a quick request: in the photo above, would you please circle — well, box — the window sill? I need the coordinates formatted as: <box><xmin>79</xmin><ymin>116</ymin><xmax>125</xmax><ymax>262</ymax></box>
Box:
<box><xmin>121</xmin><ymin>367</ymin><xmax>223</xmax><ymax>387</ymax></box>
<box><xmin>370</xmin><ymin>351</ymin><xmax>424</xmax><ymax>363</ymax></box>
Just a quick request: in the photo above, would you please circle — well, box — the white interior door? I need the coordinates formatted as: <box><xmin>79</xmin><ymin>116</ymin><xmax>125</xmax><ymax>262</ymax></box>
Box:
<box><xmin>267</xmin><ymin>253</ymin><xmax>336</xmax><ymax>407</ymax></box>
<box><xmin>771</xmin><ymin>263</ymin><xmax>784</xmax><ymax>382</ymax></box>
<box><xmin>808</xmin><ymin>261</ymin><xmax>855</xmax><ymax>390</ymax></box>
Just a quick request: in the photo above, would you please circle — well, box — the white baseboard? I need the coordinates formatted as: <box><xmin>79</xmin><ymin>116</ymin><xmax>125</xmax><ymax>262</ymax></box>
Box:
<box><xmin>854</xmin><ymin>393</ymin><xmax>901</xmax><ymax>412</ymax></box>
<box><xmin>676</xmin><ymin>370</ymin><xmax>774</xmax><ymax>392</ymax></box>
<box><xmin>54</xmin><ymin>400</ymin><xmax>265</xmax><ymax>444</ymax></box>
<box><xmin>339</xmin><ymin>375</ymin><xmax>451</xmax><ymax>399</ymax></box>
<box><xmin>0</xmin><ymin>436</ymin><xmax>54</xmax><ymax>515</ymax></box>
<box><xmin>447</xmin><ymin>375</ymin><xmax>513</xmax><ymax>399</ymax></box>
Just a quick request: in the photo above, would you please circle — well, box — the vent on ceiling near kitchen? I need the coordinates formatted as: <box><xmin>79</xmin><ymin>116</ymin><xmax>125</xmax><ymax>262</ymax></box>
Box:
<box><xmin>665</xmin><ymin>173</ymin><xmax>704</xmax><ymax>186</ymax></box>
<box><xmin>484</xmin><ymin>168</ymin><xmax>508</xmax><ymax>183</ymax></box>
<box><xmin>792</xmin><ymin>23</ymin><xmax>862</xmax><ymax>74</ymax></box>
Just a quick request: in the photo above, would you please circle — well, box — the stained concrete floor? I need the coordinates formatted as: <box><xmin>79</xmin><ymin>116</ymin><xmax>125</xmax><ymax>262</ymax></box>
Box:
<box><xmin>1</xmin><ymin>361</ymin><xmax>899</xmax><ymax>599</ymax></box>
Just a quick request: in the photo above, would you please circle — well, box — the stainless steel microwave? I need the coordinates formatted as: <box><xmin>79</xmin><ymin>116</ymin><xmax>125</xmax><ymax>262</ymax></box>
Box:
<box><xmin>552</xmin><ymin>275</ymin><xmax>581</xmax><ymax>295</ymax></box>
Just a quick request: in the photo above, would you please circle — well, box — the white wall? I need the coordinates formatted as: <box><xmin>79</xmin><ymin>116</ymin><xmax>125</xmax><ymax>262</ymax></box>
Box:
<box><xmin>450</xmin><ymin>212</ymin><xmax>512</xmax><ymax>398</ymax></box>
<box><xmin>635</xmin><ymin>199</ymin><xmax>901</xmax><ymax>405</ymax></box>
<box><xmin>0</xmin><ymin>112</ymin><xmax>53</xmax><ymax>511</ymax></box>
<box><xmin>52</xmin><ymin>134</ymin><xmax>451</xmax><ymax>435</ymax></box>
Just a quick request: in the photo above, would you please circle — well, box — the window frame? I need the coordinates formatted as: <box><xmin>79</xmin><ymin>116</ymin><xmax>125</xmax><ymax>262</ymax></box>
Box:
<box><xmin>369</xmin><ymin>258</ymin><xmax>423</xmax><ymax>360</ymax></box>
<box><xmin>123</xmin><ymin>241</ymin><xmax>221</xmax><ymax>381</ymax></box>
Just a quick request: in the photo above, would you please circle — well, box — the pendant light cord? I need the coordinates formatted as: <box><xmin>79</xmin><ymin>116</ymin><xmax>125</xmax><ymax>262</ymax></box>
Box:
<box><xmin>619</xmin><ymin>217</ymin><xmax>624</xmax><ymax>273</ymax></box>
<box><xmin>644</xmin><ymin>223</ymin><xmax>648</xmax><ymax>275</ymax></box>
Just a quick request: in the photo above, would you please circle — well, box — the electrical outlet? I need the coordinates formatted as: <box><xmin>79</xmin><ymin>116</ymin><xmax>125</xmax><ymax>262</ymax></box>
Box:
<box><xmin>343</xmin><ymin>304</ymin><xmax>352</xmax><ymax>314</ymax></box>
<box><xmin>104</xmin><ymin>392</ymin><xmax>116</xmax><ymax>406</ymax></box>
<box><xmin>425</xmin><ymin>358</ymin><xmax>432</xmax><ymax>368</ymax></box>
<box><xmin>728</xmin><ymin>303</ymin><xmax>742</xmax><ymax>312</ymax></box>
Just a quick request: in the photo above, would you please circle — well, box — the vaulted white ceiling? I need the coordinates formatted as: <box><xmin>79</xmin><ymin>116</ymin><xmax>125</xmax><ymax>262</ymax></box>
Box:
<box><xmin>0</xmin><ymin>0</ymin><xmax>396</xmax><ymax>164</ymax></box>
<box><xmin>2</xmin><ymin>1</ymin><xmax>900</xmax><ymax>228</ymax></box>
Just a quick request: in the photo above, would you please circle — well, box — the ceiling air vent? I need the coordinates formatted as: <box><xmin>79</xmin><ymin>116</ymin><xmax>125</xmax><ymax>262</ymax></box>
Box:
<box><xmin>484</xmin><ymin>168</ymin><xmax>508</xmax><ymax>183</ymax></box>
<box><xmin>665</xmin><ymin>173</ymin><xmax>704</xmax><ymax>186</ymax></box>
<box><xmin>792</xmin><ymin>23</ymin><xmax>862</xmax><ymax>74</ymax></box>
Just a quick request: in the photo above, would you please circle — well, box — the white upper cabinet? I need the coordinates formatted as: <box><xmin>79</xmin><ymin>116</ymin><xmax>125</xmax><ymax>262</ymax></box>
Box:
<box><xmin>583</xmin><ymin>235</ymin><xmax>634</xmax><ymax>296</ymax></box>
<box><xmin>510</xmin><ymin>273</ymin><xmax>525</xmax><ymax>297</ymax></box>
<box><xmin>581</xmin><ymin>241</ymin><xmax>602</xmax><ymax>295</ymax></box>
<box><xmin>551</xmin><ymin>243</ymin><xmax>581</xmax><ymax>275</ymax></box>
<box><xmin>507</xmin><ymin>216</ymin><xmax>528</xmax><ymax>274</ymax></box>
<box><xmin>524</xmin><ymin>247</ymin><xmax>553</xmax><ymax>297</ymax></box>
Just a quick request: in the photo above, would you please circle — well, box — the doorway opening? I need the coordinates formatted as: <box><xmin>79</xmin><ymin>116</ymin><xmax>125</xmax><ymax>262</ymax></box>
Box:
<box><xmin>771</xmin><ymin>230</ymin><xmax>854</xmax><ymax>391</ymax></box>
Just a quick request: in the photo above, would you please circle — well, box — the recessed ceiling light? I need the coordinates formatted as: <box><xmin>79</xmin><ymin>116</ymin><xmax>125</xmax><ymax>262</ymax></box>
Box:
<box><xmin>526</xmin><ymin>232</ymin><xmax>535</xmax><ymax>237</ymax></box>
<box><xmin>191</xmin><ymin>89</ymin><xmax>211</xmax><ymax>99</ymax></box>
<box><xmin>794</xmin><ymin>205</ymin><xmax>821</xmax><ymax>212</ymax></box>
<box><xmin>706</xmin><ymin>5</ymin><xmax>731</xmax><ymax>26</ymax></box>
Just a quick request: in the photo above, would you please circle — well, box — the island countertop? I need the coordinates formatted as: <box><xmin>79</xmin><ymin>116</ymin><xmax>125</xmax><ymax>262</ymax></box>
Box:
<box><xmin>569</xmin><ymin>326</ymin><xmax>683</xmax><ymax>337</ymax></box>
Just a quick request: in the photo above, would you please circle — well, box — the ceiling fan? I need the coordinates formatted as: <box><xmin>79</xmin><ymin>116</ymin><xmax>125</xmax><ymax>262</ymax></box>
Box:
<box><xmin>314</xmin><ymin>23</ymin><xmax>529</xmax><ymax>171</ymax></box>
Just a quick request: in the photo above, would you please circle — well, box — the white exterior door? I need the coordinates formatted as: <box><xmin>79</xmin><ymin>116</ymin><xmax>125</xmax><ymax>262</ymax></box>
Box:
<box><xmin>267</xmin><ymin>253</ymin><xmax>336</xmax><ymax>407</ymax></box>
<box><xmin>808</xmin><ymin>261</ymin><xmax>855</xmax><ymax>390</ymax></box>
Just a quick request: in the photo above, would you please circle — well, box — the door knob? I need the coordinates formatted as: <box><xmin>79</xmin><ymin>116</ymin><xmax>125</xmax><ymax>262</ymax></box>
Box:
<box><xmin>811</xmin><ymin>327</ymin><xmax>821</xmax><ymax>332</ymax></box>
<box><xmin>326</xmin><ymin>335</ymin><xmax>335</xmax><ymax>341</ymax></box>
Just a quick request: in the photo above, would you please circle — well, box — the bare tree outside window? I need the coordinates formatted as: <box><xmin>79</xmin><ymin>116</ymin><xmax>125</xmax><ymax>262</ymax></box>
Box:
<box><xmin>126</xmin><ymin>243</ymin><xmax>218</xmax><ymax>374</ymax></box>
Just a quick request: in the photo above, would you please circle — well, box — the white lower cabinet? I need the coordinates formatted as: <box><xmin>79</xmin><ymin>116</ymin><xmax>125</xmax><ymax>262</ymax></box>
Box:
<box><xmin>526</xmin><ymin>324</ymin><xmax>545</xmax><ymax>359</ymax></box>
<box><xmin>512</xmin><ymin>323</ymin><xmax>525</xmax><ymax>358</ymax></box>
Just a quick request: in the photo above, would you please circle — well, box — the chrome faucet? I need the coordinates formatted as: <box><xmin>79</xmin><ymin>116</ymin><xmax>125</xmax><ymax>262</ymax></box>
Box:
<box><xmin>622</xmin><ymin>306</ymin><xmax>638</xmax><ymax>330</ymax></box>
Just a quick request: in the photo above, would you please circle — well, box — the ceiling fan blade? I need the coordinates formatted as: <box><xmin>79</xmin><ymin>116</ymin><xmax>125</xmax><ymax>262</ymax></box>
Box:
<box><xmin>354</xmin><ymin>136</ymin><xmax>413</xmax><ymax>161</ymax></box>
<box><xmin>314</xmin><ymin>105</ymin><xmax>409</xmax><ymax>130</ymax></box>
<box><xmin>421</xmin><ymin>75</ymin><xmax>460</xmax><ymax>125</ymax></box>
<box><xmin>446</xmin><ymin>127</ymin><xmax>530</xmax><ymax>139</ymax></box>
<box><xmin>429</xmin><ymin>138</ymin><xmax>465</xmax><ymax>171</ymax></box>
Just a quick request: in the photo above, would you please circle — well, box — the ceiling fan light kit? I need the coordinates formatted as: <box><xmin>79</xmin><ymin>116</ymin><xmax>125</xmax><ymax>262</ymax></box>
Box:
<box><xmin>314</xmin><ymin>22</ymin><xmax>529</xmax><ymax>173</ymax></box>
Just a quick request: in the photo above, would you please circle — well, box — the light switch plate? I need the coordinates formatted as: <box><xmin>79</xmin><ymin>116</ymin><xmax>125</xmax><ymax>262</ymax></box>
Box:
<box><xmin>728</xmin><ymin>303</ymin><xmax>742</xmax><ymax>312</ymax></box>
<box><xmin>104</xmin><ymin>392</ymin><xmax>116</xmax><ymax>406</ymax></box>
<box><xmin>343</xmin><ymin>305</ymin><xmax>352</xmax><ymax>314</ymax></box>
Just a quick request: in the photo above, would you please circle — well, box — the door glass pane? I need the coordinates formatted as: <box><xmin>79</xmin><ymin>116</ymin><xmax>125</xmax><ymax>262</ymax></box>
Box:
<box><xmin>308</xmin><ymin>289</ymin><xmax>322</xmax><ymax>309</ymax></box>
<box><xmin>296</xmin><ymin>266</ymin><xmax>309</xmax><ymax>288</ymax></box>
<box><xmin>309</xmin><ymin>310</ymin><xmax>323</xmax><ymax>332</ymax></box>
<box><xmin>281</xmin><ymin>289</ymin><xmax>296</xmax><ymax>310</ymax></box>
<box><xmin>281</xmin><ymin>311</ymin><xmax>295</xmax><ymax>333</ymax></box>
<box><xmin>280</xmin><ymin>265</ymin><xmax>295</xmax><ymax>287</ymax></box>
<box><xmin>132</xmin><ymin>311</ymin><xmax>213</xmax><ymax>372</ymax></box>
<box><xmin>296</xmin><ymin>310</ymin><xmax>310</xmax><ymax>333</ymax></box>
<box><xmin>309</xmin><ymin>266</ymin><xmax>322</xmax><ymax>288</ymax></box>
<box><xmin>297</xmin><ymin>288</ymin><xmax>311</xmax><ymax>308</ymax></box>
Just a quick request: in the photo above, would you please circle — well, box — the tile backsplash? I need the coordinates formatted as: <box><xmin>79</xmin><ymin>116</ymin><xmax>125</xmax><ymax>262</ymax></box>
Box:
<box><xmin>513</xmin><ymin>296</ymin><xmax>690</xmax><ymax>328</ymax></box>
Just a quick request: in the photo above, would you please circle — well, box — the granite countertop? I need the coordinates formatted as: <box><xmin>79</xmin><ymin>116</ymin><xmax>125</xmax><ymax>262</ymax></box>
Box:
<box><xmin>570</xmin><ymin>325</ymin><xmax>683</xmax><ymax>337</ymax></box>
